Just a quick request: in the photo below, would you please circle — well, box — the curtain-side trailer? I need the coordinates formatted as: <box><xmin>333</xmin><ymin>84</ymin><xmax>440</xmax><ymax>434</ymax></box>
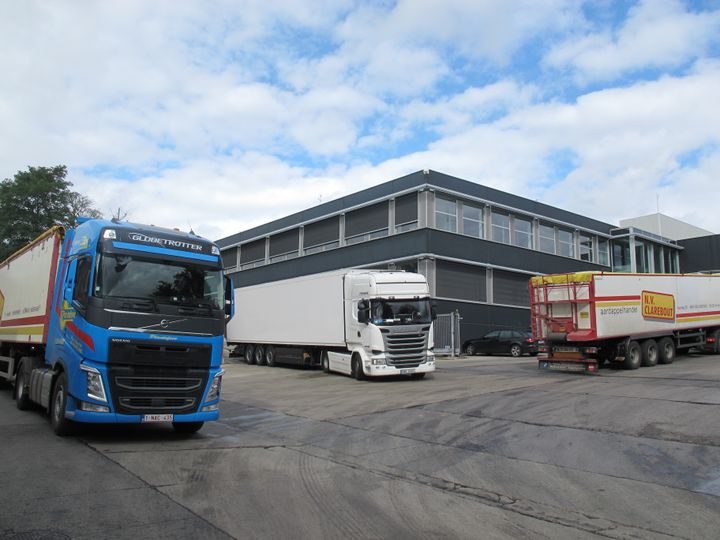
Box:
<box><xmin>530</xmin><ymin>272</ymin><xmax>720</xmax><ymax>374</ymax></box>
<box><xmin>0</xmin><ymin>219</ymin><xmax>234</xmax><ymax>435</ymax></box>
<box><xmin>226</xmin><ymin>269</ymin><xmax>436</xmax><ymax>379</ymax></box>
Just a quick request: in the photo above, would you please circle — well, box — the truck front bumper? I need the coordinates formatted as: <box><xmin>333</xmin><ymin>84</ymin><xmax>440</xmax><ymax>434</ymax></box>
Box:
<box><xmin>364</xmin><ymin>360</ymin><xmax>435</xmax><ymax>377</ymax></box>
<box><xmin>66</xmin><ymin>407</ymin><xmax>220</xmax><ymax>424</ymax></box>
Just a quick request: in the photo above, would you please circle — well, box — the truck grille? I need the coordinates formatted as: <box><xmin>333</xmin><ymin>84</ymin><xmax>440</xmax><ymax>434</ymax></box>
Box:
<box><xmin>108</xmin><ymin>364</ymin><xmax>208</xmax><ymax>415</ymax></box>
<box><xmin>382</xmin><ymin>327</ymin><xmax>429</xmax><ymax>367</ymax></box>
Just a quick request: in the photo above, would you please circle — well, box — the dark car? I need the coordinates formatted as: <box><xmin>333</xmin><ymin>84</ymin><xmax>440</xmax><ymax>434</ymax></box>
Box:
<box><xmin>463</xmin><ymin>330</ymin><xmax>538</xmax><ymax>357</ymax></box>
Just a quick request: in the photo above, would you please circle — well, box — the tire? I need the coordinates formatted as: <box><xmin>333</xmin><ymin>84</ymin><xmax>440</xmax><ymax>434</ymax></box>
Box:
<box><xmin>322</xmin><ymin>351</ymin><xmax>330</xmax><ymax>373</ymax></box>
<box><xmin>465</xmin><ymin>344</ymin><xmax>476</xmax><ymax>355</ymax></box>
<box><xmin>711</xmin><ymin>329</ymin><xmax>720</xmax><ymax>354</ymax></box>
<box><xmin>641</xmin><ymin>339</ymin><xmax>658</xmax><ymax>367</ymax></box>
<box><xmin>509</xmin><ymin>344</ymin><xmax>522</xmax><ymax>357</ymax></box>
<box><xmin>254</xmin><ymin>345</ymin><xmax>266</xmax><ymax>366</ymax></box>
<box><xmin>623</xmin><ymin>341</ymin><xmax>641</xmax><ymax>370</ymax></box>
<box><xmin>351</xmin><ymin>356</ymin><xmax>365</xmax><ymax>381</ymax></box>
<box><xmin>172</xmin><ymin>421</ymin><xmax>204</xmax><ymax>434</ymax></box>
<box><xmin>14</xmin><ymin>362</ymin><xmax>33</xmax><ymax>411</ymax></box>
<box><xmin>658</xmin><ymin>337</ymin><xmax>675</xmax><ymax>364</ymax></box>
<box><xmin>244</xmin><ymin>345</ymin><xmax>256</xmax><ymax>365</ymax></box>
<box><xmin>265</xmin><ymin>345</ymin><xmax>276</xmax><ymax>367</ymax></box>
<box><xmin>51</xmin><ymin>372</ymin><xmax>75</xmax><ymax>437</ymax></box>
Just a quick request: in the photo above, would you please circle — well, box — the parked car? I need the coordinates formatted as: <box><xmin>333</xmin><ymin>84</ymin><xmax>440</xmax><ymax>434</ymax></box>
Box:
<box><xmin>463</xmin><ymin>330</ymin><xmax>538</xmax><ymax>357</ymax></box>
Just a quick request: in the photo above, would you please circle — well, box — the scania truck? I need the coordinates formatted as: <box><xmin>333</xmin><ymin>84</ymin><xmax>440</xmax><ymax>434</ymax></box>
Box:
<box><xmin>0</xmin><ymin>218</ymin><xmax>233</xmax><ymax>435</ymax></box>
<box><xmin>226</xmin><ymin>269</ymin><xmax>436</xmax><ymax>379</ymax></box>
<box><xmin>529</xmin><ymin>272</ymin><xmax>720</xmax><ymax>373</ymax></box>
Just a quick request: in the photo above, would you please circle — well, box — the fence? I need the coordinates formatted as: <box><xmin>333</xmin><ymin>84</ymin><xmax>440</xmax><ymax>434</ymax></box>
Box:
<box><xmin>433</xmin><ymin>311</ymin><xmax>462</xmax><ymax>356</ymax></box>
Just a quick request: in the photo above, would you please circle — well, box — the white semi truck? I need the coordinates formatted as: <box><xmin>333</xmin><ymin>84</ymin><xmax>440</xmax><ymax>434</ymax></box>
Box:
<box><xmin>226</xmin><ymin>269</ymin><xmax>436</xmax><ymax>379</ymax></box>
<box><xmin>530</xmin><ymin>271</ymin><xmax>720</xmax><ymax>373</ymax></box>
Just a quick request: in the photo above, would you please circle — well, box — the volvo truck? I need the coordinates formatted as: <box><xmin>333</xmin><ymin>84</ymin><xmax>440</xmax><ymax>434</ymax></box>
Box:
<box><xmin>227</xmin><ymin>269</ymin><xmax>436</xmax><ymax>379</ymax></box>
<box><xmin>530</xmin><ymin>272</ymin><xmax>720</xmax><ymax>373</ymax></box>
<box><xmin>0</xmin><ymin>219</ymin><xmax>234</xmax><ymax>435</ymax></box>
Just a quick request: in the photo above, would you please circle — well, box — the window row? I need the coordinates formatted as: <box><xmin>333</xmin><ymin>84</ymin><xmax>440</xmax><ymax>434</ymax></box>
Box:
<box><xmin>435</xmin><ymin>259</ymin><xmax>532</xmax><ymax>308</ymax></box>
<box><xmin>434</xmin><ymin>195</ymin><xmax>610</xmax><ymax>265</ymax></box>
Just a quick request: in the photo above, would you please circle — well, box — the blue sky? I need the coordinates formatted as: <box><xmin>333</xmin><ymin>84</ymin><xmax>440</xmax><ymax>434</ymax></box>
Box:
<box><xmin>1</xmin><ymin>0</ymin><xmax>719</xmax><ymax>240</ymax></box>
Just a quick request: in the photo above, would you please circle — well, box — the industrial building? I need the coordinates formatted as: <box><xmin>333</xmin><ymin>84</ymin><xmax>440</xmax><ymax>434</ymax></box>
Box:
<box><xmin>217</xmin><ymin>170</ymin><xmax>715</xmax><ymax>345</ymax></box>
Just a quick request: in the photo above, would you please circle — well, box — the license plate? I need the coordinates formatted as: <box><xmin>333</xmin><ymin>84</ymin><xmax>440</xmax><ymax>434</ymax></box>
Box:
<box><xmin>553</xmin><ymin>346</ymin><xmax>579</xmax><ymax>353</ymax></box>
<box><xmin>400</xmin><ymin>369</ymin><xmax>414</xmax><ymax>375</ymax></box>
<box><xmin>142</xmin><ymin>414</ymin><xmax>174</xmax><ymax>423</ymax></box>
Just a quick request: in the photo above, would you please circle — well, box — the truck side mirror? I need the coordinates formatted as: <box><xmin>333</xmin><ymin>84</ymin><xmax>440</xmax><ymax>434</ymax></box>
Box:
<box><xmin>224</xmin><ymin>276</ymin><xmax>235</xmax><ymax>320</ymax></box>
<box><xmin>357</xmin><ymin>300</ymin><xmax>369</xmax><ymax>324</ymax></box>
<box><xmin>431</xmin><ymin>300</ymin><xmax>438</xmax><ymax>321</ymax></box>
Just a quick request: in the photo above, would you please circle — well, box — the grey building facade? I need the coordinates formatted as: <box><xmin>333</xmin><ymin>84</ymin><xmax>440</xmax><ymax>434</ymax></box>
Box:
<box><xmin>217</xmin><ymin>170</ymin><xmax>687</xmax><ymax>342</ymax></box>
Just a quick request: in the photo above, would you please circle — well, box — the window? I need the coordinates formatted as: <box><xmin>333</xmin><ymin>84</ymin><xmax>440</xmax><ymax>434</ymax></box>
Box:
<box><xmin>635</xmin><ymin>241</ymin><xmax>650</xmax><ymax>273</ymax></box>
<box><xmin>579</xmin><ymin>234</ymin><xmax>593</xmax><ymax>262</ymax></box>
<box><xmin>221</xmin><ymin>248</ymin><xmax>238</xmax><ymax>269</ymax></box>
<box><xmin>304</xmin><ymin>217</ymin><xmax>340</xmax><ymax>254</ymax></box>
<box><xmin>493</xmin><ymin>270</ymin><xmax>530</xmax><ymax>307</ymax></box>
<box><xmin>513</xmin><ymin>216</ymin><xmax>533</xmax><ymax>249</ymax></box>
<box><xmin>491</xmin><ymin>211</ymin><xmax>510</xmax><ymax>244</ymax></box>
<box><xmin>73</xmin><ymin>256</ymin><xmax>92</xmax><ymax>307</ymax></box>
<box><xmin>557</xmin><ymin>228</ymin><xmax>575</xmax><ymax>258</ymax></box>
<box><xmin>598</xmin><ymin>238</ymin><xmax>610</xmax><ymax>266</ymax></box>
<box><xmin>539</xmin><ymin>223</ymin><xmax>556</xmax><ymax>254</ymax></box>
<box><xmin>462</xmin><ymin>203</ymin><xmax>483</xmax><ymax>238</ymax></box>
<box><xmin>240</xmin><ymin>239</ymin><xmax>265</xmax><ymax>269</ymax></box>
<box><xmin>436</xmin><ymin>260</ymin><xmax>486</xmax><ymax>302</ymax></box>
<box><xmin>663</xmin><ymin>248</ymin><xmax>677</xmax><ymax>273</ymax></box>
<box><xmin>435</xmin><ymin>196</ymin><xmax>457</xmax><ymax>233</ymax></box>
<box><xmin>346</xmin><ymin>202</ymin><xmax>388</xmax><ymax>244</ymax></box>
<box><xmin>269</xmin><ymin>229</ymin><xmax>299</xmax><ymax>262</ymax></box>
<box><xmin>395</xmin><ymin>193</ymin><xmax>418</xmax><ymax>232</ymax></box>
<box><xmin>612</xmin><ymin>238</ymin><xmax>631</xmax><ymax>272</ymax></box>
<box><xmin>653</xmin><ymin>245</ymin><xmax>663</xmax><ymax>273</ymax></box>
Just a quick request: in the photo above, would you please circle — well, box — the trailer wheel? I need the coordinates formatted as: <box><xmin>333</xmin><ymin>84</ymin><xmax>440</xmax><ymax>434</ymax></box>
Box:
<box><xmin>641</xmin><ymin>339</ymin><xmax>658</xmax><ymax>367</ymax></box>
<box><xmin>244</xmin><ymin>345</ymin><xmax>256</xmax><ymax>365</ymax></box>
<box><xmin>254</xmin><ymin>345</ymin><xmax>266</xmax><ymax>366</ymax></box>
<box><xmin>51</xmin><ymin>372</ymin><xmax>75</xmax><ymax>437</ymax></box>
<box><xmin>265</xmin><ymin>346</ymin><xmax>277</xmax><ymax>367</ymax></box>
<box><xmin>623</xmin><ymin>341</ymin><xmax>642</xmax><ymax>370</ymax></box>
<box><xmin>658</xmin><ymin>337</ymin><xmax>675</xmax><ymax>364</ymax></box>
<box><xmin>172</xmin><ymin>421</ymin><xmax>204</xmax><ymax>434</ymax></box>
<box><xmin>322</xmin><ymin>351</ymin><xmax>330</xmax><ymax>373</ymax></box>
<box><xmin>14</xmin><ymin>362</ymin><xmax>32</xmax><ymax>411</ymax></box>
<box><xmin>351</xmin><ymin>355</ymin><xmax>365</xmax><ymax>381</ymax></box>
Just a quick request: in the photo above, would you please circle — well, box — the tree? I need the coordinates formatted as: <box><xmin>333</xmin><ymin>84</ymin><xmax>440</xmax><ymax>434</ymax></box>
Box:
<box><xmin>0</xmin><ymin>165</ymin><xmax>103</xmax><ymax>261</ymax></box>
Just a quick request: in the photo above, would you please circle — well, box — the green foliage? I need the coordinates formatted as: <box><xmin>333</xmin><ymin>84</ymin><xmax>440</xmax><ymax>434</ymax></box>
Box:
<box><xmin>0</xmin><ymin>165</ymin><xmax>103</xmax><ymax>261</ymax></box>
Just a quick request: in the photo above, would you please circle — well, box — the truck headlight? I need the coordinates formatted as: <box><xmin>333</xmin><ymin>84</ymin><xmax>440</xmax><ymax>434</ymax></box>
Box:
<box><xmin>371</xmin><ymin>357</ymin><xmax>386</xmax><ymax>365</ymax></box>
<box><xmin>206</xmin><ymin>370</ymin><xmax>223</xmax><ymax>402</ymax></box>
<box><xmin>80</xmin><ymin>364</ymin><xmax>107</xmax><ymax>403</ymax></box>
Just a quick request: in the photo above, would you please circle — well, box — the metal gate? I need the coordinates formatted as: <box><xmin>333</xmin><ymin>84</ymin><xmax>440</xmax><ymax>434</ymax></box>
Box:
<box><xmin>433</xmin><ymin>311</ymin><xmax>462</xmax><ymax>356</ymax></box>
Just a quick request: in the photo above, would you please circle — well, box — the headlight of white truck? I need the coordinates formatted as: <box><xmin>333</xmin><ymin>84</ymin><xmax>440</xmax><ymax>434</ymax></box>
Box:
<box><xmin>80</xmin><ymin>364</ymin><xmax>107</xmax><ymax>402</ymax></box>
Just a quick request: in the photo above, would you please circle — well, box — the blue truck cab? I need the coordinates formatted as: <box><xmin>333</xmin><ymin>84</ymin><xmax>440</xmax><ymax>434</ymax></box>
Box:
<box><xmin>28</xmin><ymin>218</ymin><xmax>233</xmax><ymax>435</ymax></box>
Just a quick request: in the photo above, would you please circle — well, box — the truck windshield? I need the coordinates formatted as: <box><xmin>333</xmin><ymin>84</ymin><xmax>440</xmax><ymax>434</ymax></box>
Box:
<box><xmin>370</xmin><ymin>299</ymin><xmax>432</xmax><ymax>326</ymax></box>
<box><xmin>95</xmin><ymin>253</ymin><xmax>224</xmax><ymax>309</ymax></box>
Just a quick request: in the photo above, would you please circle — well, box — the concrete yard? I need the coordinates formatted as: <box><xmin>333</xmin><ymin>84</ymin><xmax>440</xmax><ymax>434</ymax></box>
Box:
<box><xmin>1</xmin><ymin>354</ymin><xmax>719</xmax><ymax>539</ymax></box>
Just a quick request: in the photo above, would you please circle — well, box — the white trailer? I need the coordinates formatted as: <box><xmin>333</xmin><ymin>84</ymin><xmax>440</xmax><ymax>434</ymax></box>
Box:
<box><xmin>530</xmin><ymin>272</ymin><xmax>720</xmax><ymax>373</ymax></box>
<box><xmin>226</xmin><ymin>269</ymin><xmax>436</xmax><ymax>379</ymax></box>
<box><xmin>0</xmin><ymin>227</ymin><xmax>63</xmax><ymax>382</ymax></box>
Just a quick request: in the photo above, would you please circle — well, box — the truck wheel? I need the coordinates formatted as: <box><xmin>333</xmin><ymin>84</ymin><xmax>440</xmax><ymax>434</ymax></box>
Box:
<box><xmin>658</xmin><ymin>337</ymin><xmax>675</xmax><ymax>364</ymax></box>
<box><xmin>172</xmin><ymin>421</ymin><xmax>204</xmax><ymax>434</ymax></box>
<box><xmin>510</xmin><ymin>344</ymin><xmax>522</xmax><ymax>357</ymax></box>
<box><xmin>51</xmin><ymin>372</ymin><xmax>75</xmax><ymax>436</ymax></box>
<box><xmin>351</xmin><ymin>356</ymin><xmax>365</xmax><ymax>381</ymax></box>
<box><xmin>244</xmin><ymin>345</ymin><xmax>256</xmax><ymax>365</ymax></box>
<box><xmin>641</xmin><ymin>339</ymin><xmax>658</xmax><ymax>367</ymax></box>
<box><xmin>265</xmin><ymin>346</ymin><xmax>276</xmax><ymax>367</ymax></box>
<box><xmin>254</xmin><ymin>345</ymin><xmax>266</xmax><ymax>365</ymax></box>
<box><xmin>623</xmin><ymin>341</ymin><xmax>641</xmax><ymax>370</ymax></box>
<box><xmin>711</xmin><ymin>329</ymin><xmax>720</xmax><ymax>354</ymax></box>
<box><xmin>14</xmin><ymin>363</ymin><xmax>32</xmax><ymax>411</ymax></box>
<box><xmin>322</xmin><ymin>351</ymin><xmax>330</xmax><ymax>373</ymax></box>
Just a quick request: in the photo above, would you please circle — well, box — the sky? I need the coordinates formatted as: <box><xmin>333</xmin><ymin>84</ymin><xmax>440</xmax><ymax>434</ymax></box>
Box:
<box><xmin>1</xmin><ymin>0</ymin><xmax>719</xmax><ymax>241</ymax></box>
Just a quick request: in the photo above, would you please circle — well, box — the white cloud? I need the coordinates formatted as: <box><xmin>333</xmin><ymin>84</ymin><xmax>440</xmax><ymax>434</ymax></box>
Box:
<box><xmin>545</xmin><ymin>0</ymin><xmax>720</xmax><ymax>82</ymax></box>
